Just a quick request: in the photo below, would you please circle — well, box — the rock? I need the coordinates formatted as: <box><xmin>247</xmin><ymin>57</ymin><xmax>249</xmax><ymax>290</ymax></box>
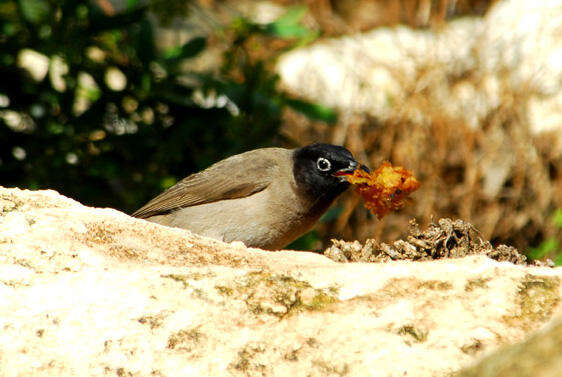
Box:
<box><xmin>454</xmin><ymin>317</ymin><xmax>562</xmax><ymax>377</ymax></box>
<box><xmin>1</xmin><ymin>186</ymin><xmax>562</xmax><ymax>377</ymax></box>
<box><xmin>276</xmin><ymin>0</ymin><xmax>562</xmax><ymax>134</ymax></box>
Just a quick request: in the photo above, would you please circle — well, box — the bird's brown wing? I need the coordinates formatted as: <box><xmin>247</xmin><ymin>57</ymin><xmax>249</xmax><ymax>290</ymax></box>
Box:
<box><xmin>132</xmin><ymin>149</ymin><xmax>285</xmax><ymax>219</ymax></box>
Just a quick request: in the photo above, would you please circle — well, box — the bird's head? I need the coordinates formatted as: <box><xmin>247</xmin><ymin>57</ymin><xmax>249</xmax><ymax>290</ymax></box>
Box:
<box><xmin>293</xmin><ymin>143</ymin><xmax>368</xmax><ymax>200</ymax></box>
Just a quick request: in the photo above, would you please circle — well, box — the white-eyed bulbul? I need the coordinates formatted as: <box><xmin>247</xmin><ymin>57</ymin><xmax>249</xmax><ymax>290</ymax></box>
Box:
<box><xmin>133</xmin><ymin>143</ymin><xmax>364</xmax><ymax>250</ymax></box>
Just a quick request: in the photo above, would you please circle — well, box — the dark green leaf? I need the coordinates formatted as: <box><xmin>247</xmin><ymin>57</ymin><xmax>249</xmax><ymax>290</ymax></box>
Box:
<box><xmin>137</xmin><ymin>19</ymin><xmax>155</xmax><ymax>64</ymax></box>
<box><xmin>160</xmin><ymin>176</ymin><xmax>176</xmax><ymax>190</ymax></box>
<box><xmin>275</xmin><ymin>6</ymin><xmax>307</xmax><ymax>26</ymax></box>
<box><xmin>264</xmin><ymin>6</ymin><xmax>314</xmax><ymax>39</ymax></box>
<box><xmin>3</xmin><ymin>22</ymin><xmax>17</xmax><ymax>37</ymax></box>
<box><xmin>89</xmin><ymin>6</ymin><xmax>147</xmax><ymax>32</ymax></box>
<box><xmin>164</xmin><ymin>37</ymin><xmax>206</xmax><ymax>61</ymax></box>
<box><xmin>552</xmin><ymin>208</ymin><xmax>562</xmax><ymax>228</ymax></box>
<box><xmin>127</xmin><ymin>0</ymin><xmax>140</xmax><ymax>9</ymax></box>
<box><xmin>320</xmin><ymin>206</ymin><xmax>343</xmax><ymax>222</ymax></box>
<box><xmin>286</xmin><ymin>230</ymin><xmax>321</xmax><ymax>251</ymax></box>
<box><xmin>140</xmin><ymin>73</ymin><xmax>151</xmax><ymax>97</ymax></box>
<box><xmin>286</xmin><ymin>98</ymin><xmax>337</xmax><ymax>123</ymax></box>
<box><xmin>528</xmin><ymin>238</ymin><xmax>559</xmax><ymax>260</ymax></box>
<box><xmin>265</xmin><ymin>23</ymin><xmax>311</xmax><ymax>38</ymax></box>
<box><xmin>18</xmin><ymin>0</ymin><xmax>49</xmax><ymax>24</ymax></box>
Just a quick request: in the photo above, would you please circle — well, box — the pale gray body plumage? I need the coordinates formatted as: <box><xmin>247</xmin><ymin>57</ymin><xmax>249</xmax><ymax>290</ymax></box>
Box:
<box><xmin>133</xmin><ymin>148</ymin><xmax>340</xmax><ymax>250</ymax></box>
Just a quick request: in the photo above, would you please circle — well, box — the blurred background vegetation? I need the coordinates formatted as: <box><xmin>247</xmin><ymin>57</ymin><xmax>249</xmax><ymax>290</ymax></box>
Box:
<box><xmin>1</xmin><ymin>0</ymin><xmax>560</xmax><ymax>263</ymax></box>
<box><xmin>0</xmin><ymin>0</ymin><xmax>331</xmax><ymax>211</ymax></box>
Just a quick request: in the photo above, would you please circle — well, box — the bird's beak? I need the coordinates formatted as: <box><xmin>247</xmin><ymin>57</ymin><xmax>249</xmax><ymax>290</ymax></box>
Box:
<box><xmin>359</xmin><ymin>164</ymin><xmax>370</xmax><ymax>173</ymax></box>
<box><xmin>333</xmin><ymin>160</ymin><xmax>368</xmax><ymax>182</ymax></box>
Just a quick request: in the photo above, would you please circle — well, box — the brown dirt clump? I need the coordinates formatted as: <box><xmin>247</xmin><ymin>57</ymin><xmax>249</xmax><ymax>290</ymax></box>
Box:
<box><xmin>324</xmin><ymin>218</ymin><xmax>547</xmax><ymax>265</ymax></box>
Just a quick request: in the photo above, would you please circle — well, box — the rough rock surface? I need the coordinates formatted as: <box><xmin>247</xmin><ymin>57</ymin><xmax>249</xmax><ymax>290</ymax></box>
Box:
<box><xmin>455</xmin><ymin>317</ymin><xmax>562</xmax><ymax>377</ymax></box>
<box><xmin>1</xmin><ymin>186</ymin><xmax>562</xmax><ymax>377</ymax></box>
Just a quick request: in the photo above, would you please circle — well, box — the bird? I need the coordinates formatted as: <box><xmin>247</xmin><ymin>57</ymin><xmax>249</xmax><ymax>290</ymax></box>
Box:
<box><xmin>132</xmin><ymin>143</ymin><xmax>364</xmax><ymax>250</ymax></box>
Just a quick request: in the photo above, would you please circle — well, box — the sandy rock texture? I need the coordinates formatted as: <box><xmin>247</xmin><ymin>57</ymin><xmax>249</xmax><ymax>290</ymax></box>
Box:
<box><xmin>277</xmin><ymin>0</ymin><xmax>562</xmax><ymax>134</ymax></box>
<box><xmin>455</xmin><ymin>316</ymin><xmax>562</xmax><ymax>377</ymax></box>
<box><xmin>1</xmin><ymin>186</ymin><xmax>562</xmax><ymax>377</ymax></box>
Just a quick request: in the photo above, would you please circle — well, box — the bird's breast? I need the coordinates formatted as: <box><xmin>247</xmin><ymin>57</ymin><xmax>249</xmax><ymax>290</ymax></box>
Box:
<box><xmin>148</xmin><ymin>181</ymin><xmax>330</xmax><ymax>250</ymax></box>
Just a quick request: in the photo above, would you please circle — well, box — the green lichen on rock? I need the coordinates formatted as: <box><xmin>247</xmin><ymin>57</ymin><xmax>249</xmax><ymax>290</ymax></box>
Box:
<box><xmin>115</xmin><ymin>367</ymin><xmax>132</xmax><ymax>377</ymax></box>
<box><xmin>283</xmin><ymin>337</ymin><xmax>320</xmax><ymax>362</ymax></box>
<box><xmin>460</xmin><ymin>339</ymin><xmax>484</xmax><ymax>355</ymax></box>
<box><xmin>161</xmin><ymin>274</ymin><xmax>192</xmax><ymax>288</ymax></box>
<box><xmin>305</xmin><ymin>289</ymin><xmax>338</xmax><ymax>309</ymax></box>
<box><xmin>187</xmin><ymin>271</ymin><xmax>216</xmax><ymax>280</ymax></box>
<box><xmin>167</xmin><ymin>327</ymin><xmax>204</xmax><ymax>351</ymax></box>
<box><xmin>0</xmin><ymin>195</ymin><xmax>20</xmax><ymax>214</ymax></box>
<box><xmin>503</xmin><ymin>274</ymin><xmax>560</xmax><ymax>329</ymax></box>
<box><xmin>417</xmin><ymin>280</ymin><xmax>453</xmax><ymax>290</ymax></box>
<box><xmin>312</xmin><ymin>359</ymin><xmax>350</xmax><ymax>376</ymax></box>
<box><xmin>215</xmin><ymin>285</ymin><xmax>234</xmax><ymax>296</ymax></box>
<box><xmin>373</xmin><ymin>278</ymin><xmax>453</xmax><ymax>301</ymax></box>
<box><xmin>137</xmin><ymin>312</ymin><xmax>168</xmax><ymax>329</ymax></box>
<box><xmin>229</xmin><ymin>342</ymin><xmax>267</xmax><ymax>375</ymax></box>
<box><xmin>160</xmin><ymin>273</ymin><xmax>210</xmax><ymax>300</ymax></box>
<box><xmin>397</xmin><ymin>325</ymin><xmax>428</xmax><ymax>343</ymax></box>
<box><xmin>161</xmin><ymin>271</ymin><xmax>215</xmax><ymax>288</ymax></box>
<box><xmin>283</xmin><ymin>348</ymin><xmax>300</xmax><ymax>362</ymax></box>
<box><xmin>464</xmin><ymin>278</ymin><xmax>491</xmax><ymax>292</ymax></box>
<box><xmin>222</xmin><ymin>271</ymin><xmax>339</xmax><ymax>318</ymax></box>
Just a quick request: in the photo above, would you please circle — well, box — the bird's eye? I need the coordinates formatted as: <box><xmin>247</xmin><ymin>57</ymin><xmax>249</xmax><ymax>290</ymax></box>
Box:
<box><xmin>316</xmin><ymin>157</ymin><xmax>331</xmax><ymax>171</ymax></box>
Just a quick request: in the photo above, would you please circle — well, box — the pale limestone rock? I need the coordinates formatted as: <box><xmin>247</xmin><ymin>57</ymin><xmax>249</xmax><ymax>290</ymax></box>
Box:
<box><xmin>1</xmin><ymin>186</ymin><xmax>562</xmax><ymax>377</ymax></box>
<box><xmin>455</xmin><ymin>317</ymin><xmax>562</xmax><ymax>377</ymax></box>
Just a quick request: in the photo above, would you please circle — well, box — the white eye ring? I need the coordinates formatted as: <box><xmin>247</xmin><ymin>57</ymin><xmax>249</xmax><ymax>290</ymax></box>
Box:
<box><xmin>316</xmin><ymin>157</ymin><xmax>331</xmax><ymax>171</ymax></box>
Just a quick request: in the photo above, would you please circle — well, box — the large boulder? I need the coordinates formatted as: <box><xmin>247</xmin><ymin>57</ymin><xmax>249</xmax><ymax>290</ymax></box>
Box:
<box><xmin>1</xmin><ymin>186</ymin><xmax>561</xmax><ymax>377</ymax></box>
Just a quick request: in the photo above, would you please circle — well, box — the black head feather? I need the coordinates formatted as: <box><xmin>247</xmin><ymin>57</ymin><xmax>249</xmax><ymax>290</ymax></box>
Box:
<box><xmin>293</xmin><ymin>143</ymin><xmax>358</xmax><ymax>202</ymax></box>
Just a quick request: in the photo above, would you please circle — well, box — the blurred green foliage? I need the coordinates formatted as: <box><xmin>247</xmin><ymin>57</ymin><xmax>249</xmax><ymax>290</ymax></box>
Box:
<box><xmin>0</xmin><ymin>0</ymin><xmax>334</xmax><ymax>214</ymax></box>
<box><xmin>528</xmin><ymin>209</ymin><xmax>562</xmax><ymax>265</ymax></box>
